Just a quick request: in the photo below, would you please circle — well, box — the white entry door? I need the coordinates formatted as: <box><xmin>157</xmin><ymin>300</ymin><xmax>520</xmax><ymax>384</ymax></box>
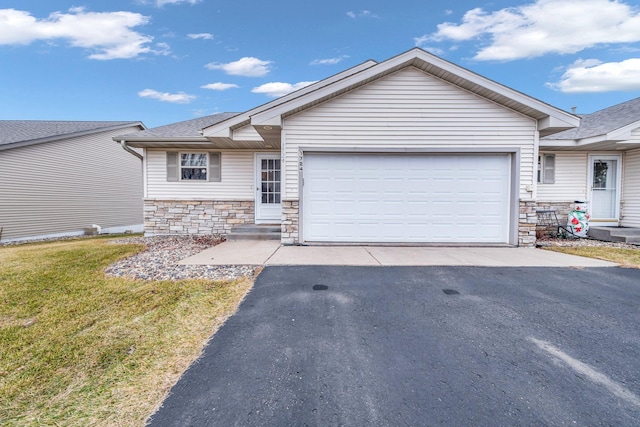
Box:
<box><xmin>302</xmin><ymin>153</ymin><xmax>511</xmax><ymax>243</ymax></box>
<box><xmin>589</xmin><ymin>155</ymin><xmax>621</xmax><ymax>225</ymax></box>
<box><xmin>255</xmin><ymin>154</ymin><xmax>282</xmax><ymax>224</ymax></box>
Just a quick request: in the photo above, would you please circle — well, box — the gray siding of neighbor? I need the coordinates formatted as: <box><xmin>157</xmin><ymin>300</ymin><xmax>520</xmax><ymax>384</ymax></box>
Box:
<box><xmin>0</xmin><ymin>126</ymin><xmax>143</xmax><ymax>242</ymax></box>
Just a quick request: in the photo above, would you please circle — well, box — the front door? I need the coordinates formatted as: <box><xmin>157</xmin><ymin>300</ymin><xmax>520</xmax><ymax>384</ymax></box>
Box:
<box><xmin>255</xmin><ymin>154</ymin><xmax>282</xmax><ymax>224</ymax></box>
<box><xmin>589</xmin><ymin>155</ymin><xmax>621</xmax><ymax>225</ymax></box>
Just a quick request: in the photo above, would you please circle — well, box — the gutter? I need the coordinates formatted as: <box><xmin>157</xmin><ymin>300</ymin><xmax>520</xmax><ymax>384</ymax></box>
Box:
<box><xmin>120</xmin><ymin>139</ymin><xmax>143</xmax><ymax>160</ymax></box>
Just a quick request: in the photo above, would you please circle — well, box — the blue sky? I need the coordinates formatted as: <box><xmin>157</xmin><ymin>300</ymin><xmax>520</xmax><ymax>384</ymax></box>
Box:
<box><xmin>2</xmin><ymin>0</ymin><xmax>640</xmax><ymax>128</ymax></box>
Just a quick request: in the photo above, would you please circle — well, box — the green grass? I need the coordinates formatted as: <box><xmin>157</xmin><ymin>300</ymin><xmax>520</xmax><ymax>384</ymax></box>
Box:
<box><xmin>545</xmin><ymin>245</ymin><xmax>640</xmax><ymax>268</ymax></box>
<box><xmin>0</xmin><ymin>238</ymin><xmax>253</xmax><ymax>426</ymax></box>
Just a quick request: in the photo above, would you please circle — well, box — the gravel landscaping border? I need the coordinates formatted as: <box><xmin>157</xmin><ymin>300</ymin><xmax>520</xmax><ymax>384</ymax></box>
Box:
<box><xmin>537</xmin><ymin>236</ymin><xmax>640</xmax><ymax>249</ymax></box>
<box><xmin>105</xmin><ymin>235</ymin><xmax>257</xmax><ymax>281</ymax></box>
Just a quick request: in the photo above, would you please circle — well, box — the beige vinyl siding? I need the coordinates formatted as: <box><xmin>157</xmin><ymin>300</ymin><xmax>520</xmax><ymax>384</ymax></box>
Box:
<box><xmin>233</xmin><ymin>124</ymin><xmax>262</xmax><ymax>141</ymax></box>
<box><xmin>145</xmin><ymin>149</ymin><xmax>254</xmax><ymax>200</ymax></box>
<box><xmin>536</xmin><ymin>152</ymin><xmax>588</xmax><ymax>201</ymax></box>
<box><xmin>622</xmin><ymin>148</ymin><xmax>640</xmax><ymax>227</ymax></box>
<box><xmin>0</xmin><ymin>126</ymin><xmax>143</xmax><ymax>241</ymax></box>
<box><xmin>282</xmin><ymin>66</ymin><xmax>537</xmax><ymax>200</ymax></box>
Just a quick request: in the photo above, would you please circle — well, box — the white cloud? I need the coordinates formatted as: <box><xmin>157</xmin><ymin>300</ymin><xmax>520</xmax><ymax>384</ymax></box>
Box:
<box><xmin>205</xmin><ymin>57</ymin><xmax>272</xmax><ymax>77</ymax></box>
<box><xmin>138</xmin><ymin>88</ymin><xmax>196</xmax><ymax>103</ymax></box>
<box><xmin>153</xmin><ymin>42</ymin><xmax>171</xmax><ymax>56</ymax></box>
<box><xmin>201</xmin><ymin>82</ymin><xmax>239</xmax><ymax>91</ymax></box>
<box><xmin>346</xmin><ymin>10</ymin><xmax>379</xmax><ymax>19</ymax></box>
<box><xmin>188</xmin><ymin>33</ymin><xmax>213</xmax><ymax>40</ymax></box>
<box><xmin>156</xmin><ymin>0</ymin><xmax>201</xmax><ymax>6</ymax></box>
<box><xmin>310</xmin><ymin>55</ymin><xmax>349</xmax><ymax>65</ymax></box>
<box><xmin>0</xmin><ymin>8</ymin><xmax>160</xmax><ymax>60</ymax></box>
<box><xmin>416</xmin><ymin>0</ymin><xmax>640</xmax><ymax>61</ymax></box>
<box><xmin>251</xmin><ymin>81</ymin><xmax>317</xmax><ymax>97</ymax></box>
<box><xmin>547</xmin><ymin>58</ymin><xmax>640</xmax><ymax>93</ymax></box>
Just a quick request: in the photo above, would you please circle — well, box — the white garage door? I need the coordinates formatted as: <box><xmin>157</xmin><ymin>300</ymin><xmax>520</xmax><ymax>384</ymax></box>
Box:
<box><xmin>302</xmin><ymin>153</ymin><xmax>511</xmax><ymax>243</ymax></box>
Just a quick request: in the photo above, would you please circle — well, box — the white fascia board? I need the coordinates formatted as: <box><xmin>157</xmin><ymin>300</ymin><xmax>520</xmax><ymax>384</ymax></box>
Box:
<box><xmin>251</xmin><ymin>114</ymin><xmax>283</xmax><ymax>128</ymax></box>
<box><xmin>202</xmin><ymin>60</ymin><xmax>378</xmax><ymax>137</ymax></box>
<box><xmin>538</xmin><ymin>139</ymin><xmax>579</xmax><ymax>147</ymax></box>
<box><xmin>251</xmin><ymin>48</ymin><xmax>580</xmax><ymax>127</ymax></box>
<box><xmin>607</xmin><ymin>120</ymin><xmax>640</xmax><ymax>141</ymax></box>
<box><xmin>541</xmin><ymin>134</ymin><xmax>608</xmax><ymax>147</ymax></box>
<box><xmin>538</xmin><ymin>115</ymin><xmax>581</xmax><ymax>132</ymax></box>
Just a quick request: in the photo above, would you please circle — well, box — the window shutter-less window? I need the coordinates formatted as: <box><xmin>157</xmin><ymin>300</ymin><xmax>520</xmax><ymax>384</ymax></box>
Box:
<box><xmin>543</xmin><ymin>154</ymin><xmax>555</xmax><ymax>184</ymax></box>
<box><xmin>166</xmin><ymin>151</ymin><xmax>179</xmax><ymax>182</ymax></box>
<box><xmin>209</xmin><ymin>152</ymin><xmax>221</xmax><ymax>182</ymax></box>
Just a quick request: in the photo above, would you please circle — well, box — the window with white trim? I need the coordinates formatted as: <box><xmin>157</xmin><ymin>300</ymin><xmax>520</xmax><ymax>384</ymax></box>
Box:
<box><xmin>180</xmin><ymin>153</ymin><xmax>207</xmax><ymax>180</ymax></box>
<box><xmin>537</xmin><ymin>153</ymin><xmax>555</xmax><ymax>184</ymax></box>
<box><xmin>166</xmin><ymin>151</ymin><xmax>221</xmax><ymax>182</ymax></box>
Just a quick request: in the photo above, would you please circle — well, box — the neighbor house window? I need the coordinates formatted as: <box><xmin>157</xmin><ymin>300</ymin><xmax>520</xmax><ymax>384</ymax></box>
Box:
<box><xmin>166</xmin><ymin>151</ymin><xmax>221</xmax><ymax>182</ymax></box>
<box><xmin>537</xmin><ymin>154</ymin><xmax>555</xmax><ymax>184</ymax></box>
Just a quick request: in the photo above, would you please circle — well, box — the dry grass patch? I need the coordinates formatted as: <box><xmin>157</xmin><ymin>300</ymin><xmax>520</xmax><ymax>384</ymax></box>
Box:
<box><xmin>545</xmin><ymin>245</ymin><xmax>640</xmax><ymax>268</ymax></box>
<box><xmin>0</xmin><ymin>238</ymin><xmax>253</xmax><ymax>426</ymax></box>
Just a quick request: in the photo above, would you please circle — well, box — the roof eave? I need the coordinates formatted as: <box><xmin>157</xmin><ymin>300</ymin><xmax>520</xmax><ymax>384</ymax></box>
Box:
<box><xmin>1</xmin><ymin>121</ymin><xmax>145</xmax><ymax>152</ymax></box>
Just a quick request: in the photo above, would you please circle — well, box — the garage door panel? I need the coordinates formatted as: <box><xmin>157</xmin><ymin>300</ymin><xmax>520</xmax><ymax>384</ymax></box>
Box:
<box><xmin>303</xmin><ymin>153</ymin><xmax>510</xmax><ymax>243</ymax></box>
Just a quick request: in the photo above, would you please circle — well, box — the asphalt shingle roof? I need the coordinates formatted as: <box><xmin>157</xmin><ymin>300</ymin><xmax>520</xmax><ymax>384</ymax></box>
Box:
<box><xmin>118</xmin><ymin>112</ymin><xmax>239</xmax><ymax>139</ymax></box>
<box><xmin>543</xmin><ymin>96</ymin><xmax>640</xmax><ymax>140</ymax></box>
<box><xmin>0</xmin><ymin>120</ymin><xmax>141</xmax><ymax>148</ymax></box>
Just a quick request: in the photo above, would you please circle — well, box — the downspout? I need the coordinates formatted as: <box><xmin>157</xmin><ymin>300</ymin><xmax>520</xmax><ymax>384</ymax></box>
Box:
<box><xmin>120</xmin><ymin>139</ymin><xmax>143</xmax><ymax>160</ymax></box>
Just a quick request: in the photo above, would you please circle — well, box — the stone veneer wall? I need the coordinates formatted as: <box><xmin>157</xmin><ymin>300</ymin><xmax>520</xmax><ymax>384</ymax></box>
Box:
<box><xmin>281</xmin><ymin>200</ymin><xmax>299</xmax><ymax>245</ymax></box>
<box><xmin>519</xmin><ymin>200</ymin><xmax>537</xmax><ymax>247</ymax></box>
<box><xmin>144</xmin><ymin>199</ymin><xmax>254</xmax><ymax>236</ymax></box>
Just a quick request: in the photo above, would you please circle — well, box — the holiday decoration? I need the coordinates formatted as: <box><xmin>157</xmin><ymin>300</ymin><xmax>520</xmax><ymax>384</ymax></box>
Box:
<box><xmin>567</xmin><ymin>201</ymin><xmax>590</xmax><ymax>237</ymax></box>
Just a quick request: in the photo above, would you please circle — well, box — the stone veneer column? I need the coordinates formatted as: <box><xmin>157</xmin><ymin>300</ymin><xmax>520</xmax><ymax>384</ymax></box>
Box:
<box><xmin>518</xmin><ymin>200</ymin><xmax>537</xmax><ymax>247</ymax></box>
<box><xmin>281</xmin><ymin>200</ymin><xmax>299</xmax><ymax>245</ymax></box>
<box><xmin>143</xmin><ymin>199</ymin><xmax>254</xmax><ymax>236</ymax></box>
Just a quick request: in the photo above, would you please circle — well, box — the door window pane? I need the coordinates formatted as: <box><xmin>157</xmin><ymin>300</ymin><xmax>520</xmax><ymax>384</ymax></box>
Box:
<box><xmin>260</xmin><ymin>157</ymin><xmax>281</xmax><ymax>205</ymax></box>
<box><xmin>593</xmin><ymin>161</ymin><xmax>608</xmax><ymax>189</ymax></box>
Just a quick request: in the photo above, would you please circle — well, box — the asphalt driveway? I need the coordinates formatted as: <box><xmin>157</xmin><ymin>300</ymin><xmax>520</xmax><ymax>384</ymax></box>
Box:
<box><xmin>148</xmin><ymin>266</ymin><xmax>640</xmax><ymax>426</ymax></box>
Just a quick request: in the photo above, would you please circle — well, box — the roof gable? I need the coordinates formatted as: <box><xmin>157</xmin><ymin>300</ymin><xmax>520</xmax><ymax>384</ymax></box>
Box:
<box><xmin>204</xmin><ymin>48</ymin><xmax>578</xmax><ymax>142</ymax></box>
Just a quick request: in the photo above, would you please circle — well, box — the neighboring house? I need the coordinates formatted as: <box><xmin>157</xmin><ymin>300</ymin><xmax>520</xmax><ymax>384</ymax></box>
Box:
<box><xmin>540</xmin><ymin>97</ymin><xmax>640</xmax><ymax>228</ymax></box>
<box><xmin>117</xmin><ymin>48</ymin><xmax>580</xmax><ymax>247</ymax></box>
<box><xmin>0</xmin><ymin>120</ymin><xmax>145</xmax><ymax>242</ymax></box>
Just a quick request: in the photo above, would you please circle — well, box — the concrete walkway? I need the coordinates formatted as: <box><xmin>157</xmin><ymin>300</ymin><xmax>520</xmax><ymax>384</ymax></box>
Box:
<box><xmin>178</xmin><ymin>240</ymin><xmax>618</xmax><ymax>267</ymax></box>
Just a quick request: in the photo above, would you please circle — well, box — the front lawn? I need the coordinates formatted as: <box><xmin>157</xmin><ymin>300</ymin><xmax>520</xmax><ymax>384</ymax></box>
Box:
<box><xmin>545</xmin><ymin>245</ymin><xmax>640</xmax><ymax>268</ymax></box>
<box><xmin>0</xmin><ymin>238</ymin><xmax>253</xmax><ymax>426</ymax></box>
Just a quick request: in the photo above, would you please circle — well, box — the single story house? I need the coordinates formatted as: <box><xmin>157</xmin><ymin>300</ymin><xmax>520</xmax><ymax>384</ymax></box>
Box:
<box><xmin>117</xmin><ymin>48</ymin><xmax>586</xmax><ymax>247</ymax></box>
<box><xmin>540</xmin><ymin>97</ymin><xmax>640</xmax><ymax>228</ymax></box>
<box><xmin>0</xmin><ymin>120</ymin><xmax>145</xmax><ymax>242</ymax></box>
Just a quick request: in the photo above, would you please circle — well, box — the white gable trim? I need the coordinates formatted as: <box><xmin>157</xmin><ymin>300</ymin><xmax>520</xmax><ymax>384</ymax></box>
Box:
<box><xmin>203</xmin><ymin>49</ymin><xmax>579</xmax><ymax>143</ymax></box>
<box><xmin>251</xmin><ymin>49</ymin><xmax>578</xmax><ymax>134</ymax></box>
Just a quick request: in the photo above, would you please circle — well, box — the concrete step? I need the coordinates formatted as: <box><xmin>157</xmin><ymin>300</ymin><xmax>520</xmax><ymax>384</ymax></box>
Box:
<box><xmin>227</xmin><ymin>232</ymin><xmax>280</xmax><ymax>241</ymax></box>
<box><xmin>610</xmin><ymin>229</ymin><xmax>640</xmax><ymax>237</ymax></box>
<box><xmin>624</xmin><ymin>236</ymin><xmax>640</xmax><ymax>245</ymax></box>
<box><xmin>231</xmin><ymin>224</ymin><xmax>281</xmax><ymax>234</ymax></box>
<box><xmin>227</xmin><ymin>224</ymin><xmax>281</xmax><ymax>241</ymax></box>
<box><xmin>588</xmin><ymin>226</ymin><xmax>640</xmax><ymax>244</ymax></box>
